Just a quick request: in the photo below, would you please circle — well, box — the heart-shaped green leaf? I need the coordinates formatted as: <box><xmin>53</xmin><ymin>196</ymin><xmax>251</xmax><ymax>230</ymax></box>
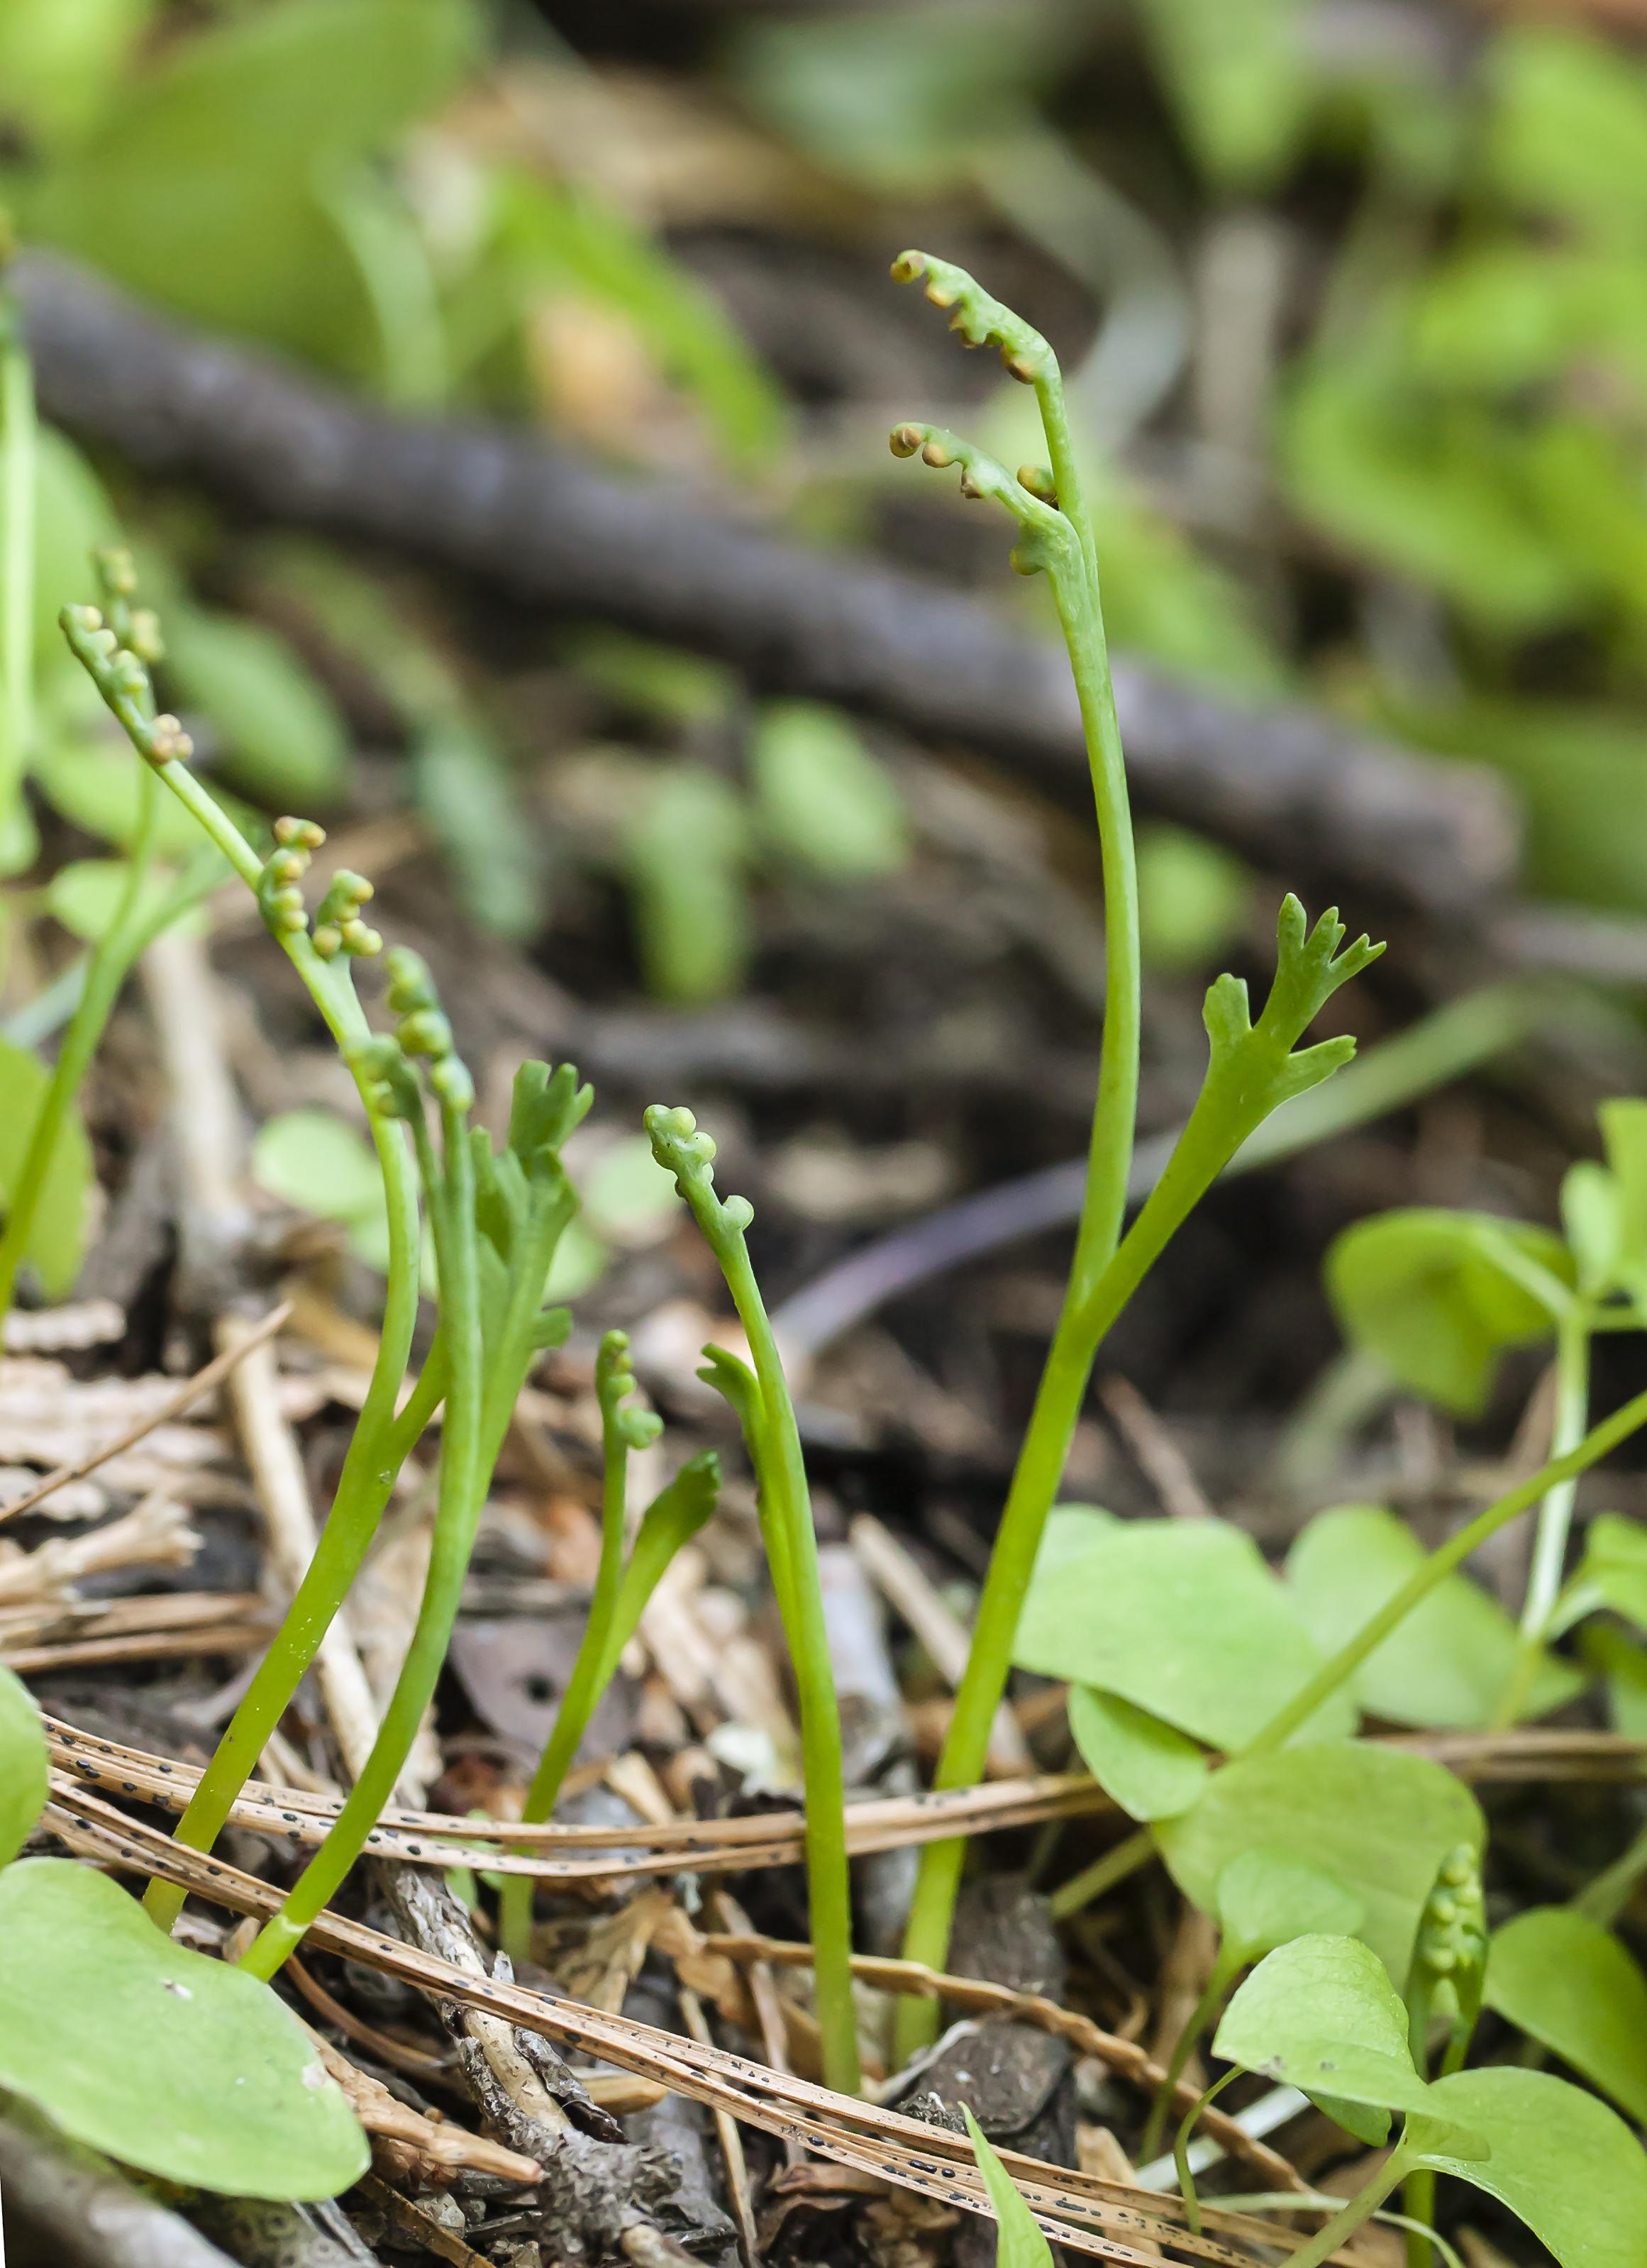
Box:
<box><xmin>1485</xmin><ymin>1908</ymin><xmax>1647</xmax><ymax>2124</ymax></box>
<box><xmin>1408</xmin><ymin>2066</ymin><xmax>1647</xmax><ymax>2268</ymax></box>
<box><xmin>1324</xmin><ymin>1207</ymin><xmax>1572</xmax><ymax>1417</ymax></box>
<box><xmin>0</xmin><ymin>1859</ymin><xmax>369</xmax><ymax>2198</ymax></box>
<box><xmin>1214</xmin><ymin>1847</ymin><xmax>1363</xmax><ymax>1960</ymax></box>
<box><xmin>0</xmin><ymin>1666</ymin><xmax>48</xmax><ymax>1866</ymax></box>
<box><xmin>1213</xmin><ymin>1933</ymin><xmax>1438</xmax><ymax>2147</ymax></box>
<box><xmin>1015</xmin><ymin>1517</ymin><xmax>1354</xmax><ymax>1752</ymax></box>
<box><xmin>1287</xmin><ymin>1503</ymin><xmax>1582</xmax><ymax>1727</ymax></box>
<box><xmin>1068</xmin><ymin>1686</ymin><xmax>1207</xmax><ymax>1822</ymax></box>
<box><xmin>1155</xmin><ymin>1741</ymin><xmax>1483</xmax><ymax>1981</ymax></box>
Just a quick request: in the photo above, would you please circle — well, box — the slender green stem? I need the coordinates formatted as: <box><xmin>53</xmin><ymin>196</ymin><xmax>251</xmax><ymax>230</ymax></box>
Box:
<box><xmin>1492</xmin><ymin>1307</ymin><xmax>1592</xmax><ymax>1730</ymax></box>
<box><xmin>499</xmin><ymin>1333</ymin><xmax>639</xmax><ymax>1966</ymax></box>
<box><xmin>0</xmin><ymin>294</ymin><xmax>35</xmax><ymax>844</ymax></box>
<box><xmin>240</xmin><ymin>1086</ymin><xmax>482</xmax><ymax>1979</ymax></box>
<box><xmin>1247</xmin><ymin>1378</ymin><xmax>1647</xmax><ymax>1757</ymax></box>
<box><xmin>1143</xmin><ymin>1947</ymin><xmax>1240</xmax><ymax>2162</ymax></box>
<box><xmin>720</xmin><ymin>1231</ymin><xmax>860</xmax><ymax>2096</ymax></box>
<box><xmin>1172</xmin><ymin>2067</ymin><xmax>1238</xmax><ymax>2235</ymax></box>
<box><xmin>897</xmin><ymin>551</ymin><xmax>1139</xmax><ymax>2047</ymax></box>
<box><xmin>1046</xmin><ymin>1826</ymin><xmax>1155</xmax><ymax>1920</ymax></box>
<box><xmin>1283</xmin><ymin>2145</ymin><xmax>1416</xmax><ymax>2268</ymax></box>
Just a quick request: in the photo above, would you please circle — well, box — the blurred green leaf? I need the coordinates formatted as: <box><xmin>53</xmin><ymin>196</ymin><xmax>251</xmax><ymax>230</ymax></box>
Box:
<box><xmin>1136</xmin><ymin>824</ymin><xmax>1253</xmax><ymax>975</ymax></box>
<box><xmin>0</xmin><ymin>1858</ymin><xmax>369</xmax><ymax>2198</ymax></box>
<box><xmin>1066</xmin><ymin>1685</ymin><xmax>1207</xmax><ymax>1822</ymax></box>
<box><xmin>1014</xmin><ymin>1517</ymin><xmax>1355</xmax><ymax>1751</ymax></box>
<box><xmin>1214</xmin><ymin>1847</ymin><xmax>1364</xmax><ymax>1959</ymax></box>
<box><xmin>253</xmin><ymin>1108</ymin><xmax>384</xmax><ymax>1227</ymax></box>
<box><xmin>1283</xmin><ymin>357</ymin><xmax>1578</xmax><ymax>627</ymax></box>
<box><xmin>412</xmin><ymin>715</ymin><xmax>545</xmax><ymax>945</ymax></box>
<box><xmin>492</xmin><ymin>171</ymin><xmax>786</xmax><ymax>472</ymax></box>
<box><xmin>27</xmin><ymin>0</ymin><xmax>479</xmax><ymax>377</ymax></box>
<box><xmin>1134</xmin><ymin>0</ymin><xmax>1310</xmax><ymax>190</ymax></box>
<box><xmin>1324</xmin><ymin>1207</ymin><xmax>1572</xmax><ymax>1417</ymax></box>
<box><xmin>1214</xmin><ymin>1932</ymin><xmax>1434</xmax><ymax>2143</ymax></box>
<box><xmin>0</xmin><ymin>0</ymin><xmax>155</xmax><ymax>151</ymax></box>
<box><xmin>162</xmin><ymin>609</ymin><xmax>350</xmax><ymax>808</ymax></box>
<box><xmin>1571</xmin><ymin>1513</ymin><xmax>1647</xmax><ymax>1634</ymax></box>
<box><xmin>1481</xmin><ymin>28</ymin><xmax>1647</xmax><ymax>248</ymax></box>
<box><xmin>1583</xmin><ymin>1624</ymin><xmax>1647</xmax><ymax>1739</ymax></box>
<box><xmin>751</xmin><ymin>702</ymin><xmax>909</xmax><ymax>882</ymax></box>
<box><xmin>45</xmin><ymin>856</ymin><xmax>200</xmax><ymax>945</ymax></box>
<box><xmin>1157</xmin><ymin>1741</ymin><xmax>1484</xmax><ymax>1981</ymax></box>
<box><xmin>580</xmin><ymin>1135</ymin><xmax>681</xmax><ymax>1251</ymax></box>
<box><xmin>1288</xmin><ymin>1503</ymin><xmax>1582</xmax><ymax>1727</ymax></box>
<box><xmin>0</xmin><ymin>1666</ymin><xmax>48</xmax><ymax>1867</ymax></box>
<box><xmin>565</xmin><ymin>631</ymin><xmax>736</xmax><ymax>731</ymax></box>
<box><xmin>624</xmin><ymin>762</ymin><xmax>750</xmax><ymax>1005</ymax></box>
<box><xmin>0</xmin><ymin>1033</ymin><xmax>92</xmax><ymax>1297</ymax></box>
<box><xmin>731</xmin><ymin>2</ymin><xmax>1063</xmax><ymax>194</ymax></box>
<box><xmin>1485</xmin><ymin>1908</ymin><xmax>1647</xmax><ymax>2124</ymax></box>
<box><xmin>30</xmin><ymin>426</ymin><xmax>119</xmax><ymax>675</ymax></box>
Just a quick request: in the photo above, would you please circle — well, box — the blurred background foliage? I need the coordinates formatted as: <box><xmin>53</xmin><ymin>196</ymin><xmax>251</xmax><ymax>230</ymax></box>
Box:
<box><xmin>1</xmin><ymin>0</ymin><xmax>1646</xmax><ymax>1025</ymax></box>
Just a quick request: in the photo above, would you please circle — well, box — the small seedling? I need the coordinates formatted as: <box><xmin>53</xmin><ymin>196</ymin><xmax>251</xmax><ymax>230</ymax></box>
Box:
<box><xmin>645</xmin><ymin>1100</ymin><xmax>860</xmax><ymax>2094</ymax></box>
<box><xmin>499</xmin><ymin>1329</ymin><xmax>720</xmax><ymax>1964</ymax></box>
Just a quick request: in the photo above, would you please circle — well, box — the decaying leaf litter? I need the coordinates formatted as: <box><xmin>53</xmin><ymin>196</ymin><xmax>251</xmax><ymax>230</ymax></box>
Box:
<box><xmin>4</xmin><ymin>4</ymin><xmax>1647</xmax><ymax>2267</ymax></box>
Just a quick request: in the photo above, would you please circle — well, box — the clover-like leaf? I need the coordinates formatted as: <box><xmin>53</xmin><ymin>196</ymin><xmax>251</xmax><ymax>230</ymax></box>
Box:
<box><xmin>1212</xmin><ymin>1933</ymin><xmax>1441</xmax><ymax>2147</ymax></box>
<box><xmin>1407</xmin><ymin>2066</ymin><xmax>1647</xmax><ymax>2268</ymax></box>
<box><xmin>1325</xmin><ymin>1207</ymin><xmax>1573</xmax><ymax>1417</ymax></box>
<box><xmin>1288</xmin><ymin>1503</ymin><xmax>1583</xmax><ymax>1726</ymax></box>
<box><xmin>1214</xmin><ymin>1847</ymin><xmax>1364</xmax><ymax>1962</ymax></box>
<box><xmin>0</xmin><ymin>1859</ymin><xmax>369</xmax><ymax>2197</ymax></box>
<box><xmin>0</xmin><ymin>1666</ymin><xmax>48</xmax><ymax>1866</ymax></box>
<box><xmin>1485</xmin><ymin>1908</ymin><xmax>1647</xmax><ymax>2125</ymax></box>
<box><xmin>1156</xmin><ymin>1741</ymin><xmax>1483</xmax><ymax>1982</ymax></box>
<box><xmin>1067</xmin><ymin>1686</ymin><xmax>1207</xmax><ymax>1822</ymax></box>
<box><xmin>1015</xmin><ymin>1517</ymin><xmax>1354</xmax><ymax>1752</ymax></box>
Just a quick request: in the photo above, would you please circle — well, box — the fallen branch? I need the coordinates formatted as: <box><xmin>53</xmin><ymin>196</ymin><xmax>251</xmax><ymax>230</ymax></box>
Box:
<box><xmin>15</xmin><ymin>251</ymin><xmax>1514</xmax><ymax>915</ymax></box>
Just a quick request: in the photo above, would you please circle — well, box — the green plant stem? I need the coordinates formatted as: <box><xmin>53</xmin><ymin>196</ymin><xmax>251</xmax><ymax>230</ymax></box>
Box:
<box><xmin>1247</xmin><ymin>1378</ymin><xmax>1647</xmax><ymax>1757</ymax></box>
<box><xmin>1142</xmin><ymin>1946</ymin><xmax>1239</xmax><ymax>2161</ymax></box>
<box><xmin>498</xmin><ymin>1347</ymin><xmax>633</xmax><ymax>1968</ymax></box>
<box><xmin>1046</xmin><ymin>1827</ymin><xmax>1154</xmax><ymax>1920</ymax></box>
<box><xmin>0</xmin><ymin>771</ymin><xmax>162</xmax><ymax>1334</ymax></box>
<box><xmin>143</xmin><ymin>1319</ymin><xmax>443</xmax><ymax>1928</ymax></box>
<box><xmin>1172</xmin><ymin>2067</ymin><xmax>1238</xmax><ymax>2235</ymax></box>
<box><xmin>1283</xmin><ymin>2145</ymin><xmax>1416</xmax><ymax>2268</ymax></box>
<box><xmin>0</xmin><ymin>294</ymin><xmax>35</xmax><ymax>839</ymax></box>
<box><xmin>896</xmin><ymin>510</ymin><xmax>1140</xmax><ymax>2054</ymax></box>
<box><xmin>1492</xmin><ymin>1307</ymin><xmax>1592</xmax><ymax>1730</ymax></box>
<box><xmin>719</xmin><ymin>1231</ymin><xmax>860</xmax><ymax>2097</ymax></box>
<box><xmin>240</xmin><ymin>1091</ymin><xmax>482</xmax><ymax>1979</ymax></box>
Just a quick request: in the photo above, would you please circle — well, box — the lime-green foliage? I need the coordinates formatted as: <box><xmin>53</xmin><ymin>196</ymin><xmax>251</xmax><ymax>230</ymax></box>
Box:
<box><xmin>644</xmin><ymin>1102</ymin><xmax>860</xmax><ymax>2096</ymax></box>
<box><xmin>0</xmin><ymin>1669</ymin><xmax>367</xmax><ymax>2198</ymax></box>
<box><xmin>499</xmin><ymin>1331</ymin><xmax>719</xmax><ymax>1964</ymax></box>
<box><xmin>1487</xmin><ymin>1908</ymin><xmax>1647</xmax><ymax>2126</ymax></box>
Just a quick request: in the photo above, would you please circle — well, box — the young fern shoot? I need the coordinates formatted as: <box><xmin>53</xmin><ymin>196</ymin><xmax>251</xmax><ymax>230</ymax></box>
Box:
<box><xmin>886</xmin><ymin>253</ymin><xmax>1382</xmax><ymax>2047</ymax></box>
<box><xmin>499</xmin><ymin>1332</ymin><xmax>721</xmax><ymax>1966</ymax></box>
<box><xmin>645</xmin><ymin>1103</ymin><xmax>861</xmax><ymax>2097</ymax></box>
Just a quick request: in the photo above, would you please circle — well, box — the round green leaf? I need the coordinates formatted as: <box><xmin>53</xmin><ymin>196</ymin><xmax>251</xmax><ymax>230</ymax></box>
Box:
<box><xmin>1409</xmin><ymin>2066</ymin><xmax>1647</xmax><ymax>2268</ymax></box>
<box><xmin>1213</xmin><ymin>1933</ymin><xmax>1431</xmax><ymax>2127</ymax></box>
<box><xmin>1287</xmin><ymin>1503</ymin><xmax>1582</xmax><ymax>1728</ymax></box>
<box><xmin>750</xmin><ymin>701</ymin><xmax>910</xmax><ymax>881</ymax></box>
<box><xmin>45</xmin><ymin>858</ymin><xmax>194</xmax><ymax>946</ymax></box>
<box><xmin>1485</xmin><ymin>1908</ymin><xmax>1647</xmax><ymax>2125</ymax></box>
<box><xmin>252</xmin><ymin>1108</ymin><xmax>385</xmax><ymax>1226</ymax></box>
<box><xmin>1155</xmin><ymin>1741</ymin><xmax>1483</xmax><ymax>1983</ymax></box>
<box><xmin>0</xmin><ymin>1666</ymin><xmax>48</xmax><ymax>1866</ymax></box>
<box><xmin>1067</xmin><ymin>1686</ymin><xmax>1207</xmax><ymax>1822</ymax></box>
<box><xmin>0</xmin><ymin>1859</ymin><xmax>369</xmax><ymax>2197</ymax></box>
<box><xmin>1135</xmin><ymin>824</ymin><xmax>1253</xmax><ymax>976</ymax></box>
<box><xmin>1214</xmin><ymin>1847</ymin><xmax>1364</xmax><ymax>1960</ymax></box>
<box><xmin>580</xmin><ymin>1134</ymin><xmax>682</xmax><ymax>1251</ymax></box>
<box><xmin>0</xmin><ymin>1034</ymin><xmax>94</xmax><ymax>1298</ymax></box>
<box><xmin>1325</xmin><ymin>1208</ymin><xmax>1572</xmax><ymax>1418</ymax></box>
<box><xmin>1014</xmin><ymin>1517</ymin><xmax>1354</xmax><ymax>1752</ymax></box>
